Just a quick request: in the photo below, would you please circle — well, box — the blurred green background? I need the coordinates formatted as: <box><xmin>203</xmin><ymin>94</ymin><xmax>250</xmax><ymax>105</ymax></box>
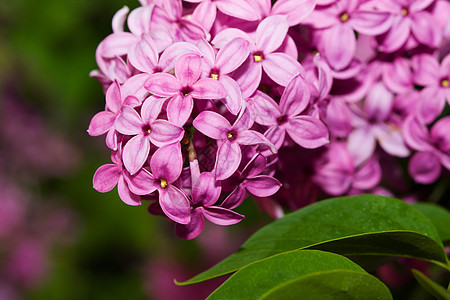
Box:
<box><xmin>0</xmin><ymin>1</ymin><xmax>269</xmax><ymax>299</ymax></box>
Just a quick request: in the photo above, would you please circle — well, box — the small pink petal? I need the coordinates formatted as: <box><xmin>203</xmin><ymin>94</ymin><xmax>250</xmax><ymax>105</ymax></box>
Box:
<box><xmin>351</xmin><ymin>11</ymin><xmax>392</xmax><ymax>35</ymax></box>
<box><xmin>286</xmin><ymin>116</ymin><xmax>329</xmax><ymax>149</ymax></box>
<box><xmin>202</xmin><ymin>206</ymin><xmax>244</xmax><ymax>225</ymax></box>
<box><xmin>126</xmin><ymin>168</ymin><xmax>159</xmax><ymax>195</ymax></box>
<box><xmin>353</xmin><ymin>158</ymin><xmax>381</xmax><ymax>190</ymax></box>
<box><xmin>216</xmin><ymin>38</ymin><xmax>250</xmax><ymax>74</ymax></box>
<box><xmin>105</xmin><ymin>81</ymin><xmax>122</xmax><ymax>113</ymax></box>
<box><xmin>145</xmin><ymin>73</ymin><xmax>181</xmax><ymax>97</ymax></box>
<box><xmin>114</xmin><ymin>106</ymin><xmax>143</xmax><ymax>135</ymax></box>
<box><xmin>409</xmin><ymin>152</ymin><xmax>441</xmax><ymax>184</ymax></box>
<box><xmin>216</xmin><ymin>0</ymin><xmax>259</xmax><ymax>21</ymax></box>
<box><xmin>236</xmin><ymin>130</ymin><xmax>277</xmax><ymax>154</ymax></box>
<box><xmin>322</xmin><ymin>24</ymin><xmax>355</xmax><ymax>71</ymax></box>
<box><xmin>175</xmin><ymin>209</ymin><xmax>204</xmax><ymax>240</ymax></box>
<box><xmin>218</xmin><ymin>75</ymin><xmax>243</xmax><ymax>115</ymax></box>
<box><xmin>411</xmin><ymin>12</ymin><xmax>442</xmax><ymax>48</ymax></box>
<box><xmin>167</xmin><ymin>94</ymin><xmax>193</xmax><ymax>127</ymax></box>
<box><xmin>215</xmin><ymin>141</ymin><xmax>242</xmax><ymax>181</ymax></box>
<box><xmin>191</xmin><ymin>78</ymin><xmax>227</xmax><ymax>99</ymax></box>
<box><xmin>244</xmin><ymin>176</ymin><xmax>281</xmax><ymax>197</ymax></box>
<box><xmin>192</xmin><ymin>172</ymin><xmax>221</xmax><ymax>206</ymax></box>
<box><xmin>112</xmin><ymin>6</ymin><xmax>129</xmax><ymax>33</ymax></box>
<box><xmin>117</xmin><ymin>176</ymin><xmax>142</xmax><ymax>206</ymax></box>
<box><xmin>175</xmin><ymin>53</ymin><xmax>202</xmax><ymax>86</ymax></box>
<box><xmin>122</xmin><ymin>135</ymin><xmax>150</xmax><ymax>175</ymax></box>
<box><xmin>88</xmin><ymin>111</ymin><xmax>116</xmax><ymax>136</ymax></box>
<box><xmin>193</xmin><ymin>111</ymin><xmax>231</xmax><ymax>140</ymax></box>
<box><xmin>149</xmin><ymin>120</ymin><xmax>184</xmax><ymax>147</ymax></box>
<box><xmin>93</xmin><ymin>164</ymin><xmax>121</xmax><ymax>192</ymax></box>
<box><xmin>263</xmin><ymin>53</ymin><xmax>304</xmax><ymax>86</ymax></box>
<box><xmin>271</xmin><ymin>0</ymin><xmax>316</xmax><ymax>26</ymax></box>
<box><xmin>159</xmin><ymin>186</ymin><xmax>191</xmax><ymax>224</ymax></box>
<box><xmin>256</xmin><ymin>15</ymin><xmax>290</xmax><ymax>54</ymax></box>
<box><xmin>279</xmin><ymin>74</ymin><xmax>310</xmax><ymax>117</ymax></box>
<box><xmin>150</xmin><ymin>143</ymin><xmax>183</xmax><ymax>184</ymax></box>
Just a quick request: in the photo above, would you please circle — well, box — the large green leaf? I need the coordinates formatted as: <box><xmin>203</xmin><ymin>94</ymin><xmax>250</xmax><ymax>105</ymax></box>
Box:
<box><xmin>413</xmin><ymin>203</ymin><xmax>450</xmax><ymax>246</ymax></box>
<box><xmin>178</xmin><ymin>195</ymin><xmax>448</xmax><ymax>285</ymax></box>
<box><xmin>260</xmin><ymin>269</ymin><xmax>392</xmax><ymax>300</ymax></box>
<box><xmin>207</xmin><ymin>250</ymin><xmax>386</xmax><ymax>300</ymax></box>
<box><xmin>412</xmin><ymin>269</ymin><xmax>450</xmax><ymax>300</ymax></box>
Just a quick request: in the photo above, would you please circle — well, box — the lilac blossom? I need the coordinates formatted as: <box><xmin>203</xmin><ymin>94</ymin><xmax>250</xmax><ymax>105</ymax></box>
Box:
<box><xmin>124</xmin><ymin>143</ymin><xmax>191</xmax><ymax>224</ymax></box>
<box><xmin>251</xmin><ymin>75</ymin><xmax>329</xmax><ymax>150</ymax></box>
<box><xmin>145</xmin><ymin>53</ymin><xmax>227</xmax><ymax>126</ymax></box>
<box><xmin>411</xmin><ymin>53</ymin><xmax>450</xmax><ymax>123</ymax></box>
<box><xmin>93</xmin><ymin>147</ymin><xmax>142</xmax><ymax>206</ymax></box>
<box><xmin>347</xmin><ymin>82</ymin><xmax>410</xmax><ymax>166</ymax></box>
<box><xmin>403</xmin><ymin>116</ymin><xmax>450</xmax><ymax>184</ymax></box>
<box><xmin>305</xmin><ymin>0</ymin><xmax>392</xmax><ymax>70</ymax></box>
<box><xmin>197</xmin><ymin>37</ymin><xmax>250</xmax><ymax>114</ymax></box>
<box><xmin>369</xmin><ymin>0</ymin><xmax>442</xmax><ymax>52</ymax></box>
<box><xmin>221</xmin><ymin>153</ymin><xmax>282</xmax><ymax>209</ymax></box>
<box><xmin>175</xmin><ymin>172</ymin><xmax>244</xmax><ymax>240</ymax></box>
<box><xmin>214</xmin><ymin>15</ymin><xmax>305</xmax><ymax>98</ymax></box>
<box><xmin>193</xmin><ymin>109</ymin><xmax>277</xmax><ymax>180</ymax></box>
<box><xmin>114</xmin><ymin>96</ymin><xmax>184</xmax><ymax>174</ymax></box>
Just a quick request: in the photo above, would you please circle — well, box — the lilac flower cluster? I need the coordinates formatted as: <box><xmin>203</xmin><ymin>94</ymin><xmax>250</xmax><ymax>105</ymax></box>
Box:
<box><xmin>89</xmin><ymin>0</ymin><xmax>450</xmax><ymax>239</ymax></box>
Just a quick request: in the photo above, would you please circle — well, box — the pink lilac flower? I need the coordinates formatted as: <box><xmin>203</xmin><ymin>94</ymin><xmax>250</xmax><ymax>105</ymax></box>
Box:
<box><xmin>314</xmin><ymin>142</ymin><xmax>382</xmax><ymax>195</ymax></box>
<box><xmin>197</xmin><ymin>37</ymin><xmax>250</xmax><ymax>114</ymax></box>
<box><xmin>305</xmin><ymin>0</ymin><xmax>392</xmax><ymax>70</ymax></box>
<box><xmin>347</xmin><ymin>82</ymin><xmax>410</xmax><ymax>166</ymax></box>
<box><xmin>114</xmin><ymin>96</ymin><xmax>184</xmax><ymax>174</ymax></box>
<box><xmin>411</xmin><ymin>53</ymin><xmax>450</xmax><ymax>123</ymax></box>
<box><xmin>403</xmin><ymin>116</ymin><xmax>450</xmax><ymax>184</ymax></box>
<box><xmin>186</xmin><ymin>0</ymin><xmax>260</xmax><ymax>32</ymax></box>
<box><xmin>175</xmin><ymin>172</ymin><xmax>244</xmax><ymax>240</ymax></box>
<box><xmin>193</xmin><ymin>108</ymin><xmax>276</xmax><ymax>180</ymax></box>
<box><xmin>253</xmin><ymin>0</ymin><xmax>317</xmax><ymax>26</ymax></box>
<box><xmin>124</xmin><ymin>143</ymin><xmax>191</xmax><ymax>224</ymax></box>
<box><xmin>93</xmin><ymin>146</ymin><xmax>142</xmax><ymax>206</ymax></box>
<box><xmin>251</xmin><ymin>75</ymin><xmax>329</xmax><ymax>150</ymax></box>
<box><xmin>145</xmin><ymin>53</ymin><xmax>227</xmax><ymax>126</ymax></box>
<box><xmin>221</xmin><ymin>153</ymin><xmax>282</xmax><ymax>209</ymax></box>
<box><xmin>88</xmin><ymin>81</ymin><xmax>138</xmax><ymax>150</ymax></box>
<box><xmin>369</xmin><ymin>0</ymin><xmax>442</xmax><ymax>53</ymax></box>
<box><xmin>214</xmin><ymin>15</ymin><xmax>304</xmax><ymax>98</ymax></box>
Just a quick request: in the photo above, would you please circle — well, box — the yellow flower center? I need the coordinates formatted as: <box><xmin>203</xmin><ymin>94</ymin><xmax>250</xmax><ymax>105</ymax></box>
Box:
<box><xmin>147</xmin><ymin>128</ymin><xmax>152</xmax><ymax>134</ymax></box>
<box><xmin>441</xmin><ymin>79</ymin><xmax>449</xmax><ymax>87</ymax></box>
<box><xmin>160</xmin><ymin>179</ymin><xmax>168</xmax><ymax>188</ymax></box>
<box><xmin>401</xmin><ymin>8</ymin><xmax>408</xmax><ymax>16</ymax></box>
<box><xmin>227</xmin><ymin>132</ymin><xmax>234</xmax><ymax>139</ymax></box>
<box><xmin>210</xmin><ymin>71</ymin><xmax>219</xmax><ymax>80</ymax></box>
<box><xmin>254</xmin><ymin>53</ymin><xmax>264</xmax><ymax>62</ymax></box>
<box><xmin>340</xmin><ymin>12</ymin><xmax>349</xmax><ymax>22</ymax></box>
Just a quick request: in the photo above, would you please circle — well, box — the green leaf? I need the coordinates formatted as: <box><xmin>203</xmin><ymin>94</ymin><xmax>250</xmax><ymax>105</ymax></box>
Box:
<box><xmin>207</xmin><ymin>250</ymin><xmax>386</xmax><ymax>300</ymax></box>
<box><xmin>179</xmin><ymin>195</ymin><xmax>448</xmax><ymax>285</ymax></box>
<box><xmin>412</xmin><ymin>269</ymin><xmax>450</xmax><ymax>300</ymax></box>
<box><xmin>412</xmin><ymin>203</ymin><xmax>450</xmax><ymax>246</ymax></box>
<box><xmin>260</xmin><ymin>269</ymin><xmax>392</xmax><ymax>300</ymax></box>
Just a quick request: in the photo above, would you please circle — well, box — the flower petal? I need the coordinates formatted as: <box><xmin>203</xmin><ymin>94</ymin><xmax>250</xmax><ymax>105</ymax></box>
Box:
<box><xmin>411</xmin><ymin>11</ymin><xmax>442</xmax><ymax>48</ymax></box>
<box><xmin>125</xmin><ymin>168</ymin><xmax>159</xmax><ymax>195</ymax></box>
<box><xmin>192</xmin><ymin>172</ymin><xmax>221</xmax><ymax>206</ymax></box>
<box><xmin>236</xmin><ymin>130</ymin><xmax>277</xmax><ymax>154</ymax></box>
<box><xmin>202</xmin><ymin>206</ymin><xmax>244</xmax><ymax>225</ymax></box>
<box><xmin>167</xmin><ymin>94</ymin><xmax>194</xmax><ymax>127</ymax></box>
<box><xmin>218</xmin><ymin>75</ymin><xmax>243</xmax><ymax>115</ymax></box>
<box><xmin>216</xmin><ymin>0</ymin><xmax>259</xmax><ymax>21</ymax></box>
<box><xmin>191</xmin><ymin>78</ymin><xmax>227</xmax><ymax>99</ymax></box>
<box><xmin>87</xmin><ymin>111</ymin><xmax>116</xmax><ymax>136</ymax></box>
<box><xmin>128</xmin><ymin>35</ymin><xmax>158</xmax><ymax>73</ymax></box>
<box><xmin>244</xmin><ymin>175</ymin><xmax>281</xmax><ymax>197</ymax></box>
<box><xmin>175</xmin><ymin>53</ymin><xmax>202</xmax><ymax>86</ymax></box>
<box><xmin>350</xmin><ymin>11</ymin><xmax>392</xmax><ymax>35</ymax></box>
<box><xmin>271</xmin><ymin>0</ymin><xmax>316</xmax><ymax>26</ymax></box>
<box><xmin>117</xmin><ymin>176</ymin><xmax>142</xmax><ymax>206</ymax></box>
<box><xmin>175</xmin><ymin>209</ymin><xmax>204</xmax><ymax>239</ymax></box>
<box><xmin>279</xmin><ymin>74</ymin><xmax>310</xmax><ymax>117</ymax></box>
<box><xmin>322</xmin><ymin>24</ymin><xmax>355</xmax><ymax>71</ymax></box>
<box><xmin>159</xmin><ymin>185</ymin><xmax>191</xmax><ymax>224</ymax></box>
<box><xmin>263</xmin><ymin>52</ymin><xmax>304</xmax><ymax>86</ymax></box>
<box><xmin>256</xmin><ymin>15</ymin><xmax>290</xmax><ymax>54</ymax></box>
<box><xmin>145</xmin><ymin>73</ymin><xmax>181</xmax><ymax>97</ymax></box>
<box><xmin>123</xmin><ymin>135</ymin><xmax>150</xmax><ymax>175</ymax></box>
<box><xmin>149</xmin><ymin>120</ymin><xmax>184</xmax><ymax>147</ymax></box>
<box><xmin>215</xmin><ymin>141</ymin><xmax>242</xmax><ymax>180</ymax></box>
<box><xmin>409</xmin><ymin>152</ymin><xmax>441</xmax><ymax>184</ymax></box>
<box><xmin>286</xmin><ymin>116</ymin><xmax>329</xmax><ymax>149</ymax></box>
<box><xmin>150</xmin><ymin>143</ymin><xmax>183</xmax><ymax>184</ymax></box>
<box><xmin>93</xmin><ymin>164</ymin><xmax>121</xmax><ymax>192</ymax></box>
<box><xmin>193</xmin><ymin>111</ymin><xmax>231</xmax><ymax>140</ymax></box>
<box><xmin>216</xmin><ymin>38</ymin><xmax>250</xmax><ymax>74</ymax></box>
<box><xmin>114</xmin><ymin>106</ymin><xmax>143</xmax><ymax>135</ymax></box>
